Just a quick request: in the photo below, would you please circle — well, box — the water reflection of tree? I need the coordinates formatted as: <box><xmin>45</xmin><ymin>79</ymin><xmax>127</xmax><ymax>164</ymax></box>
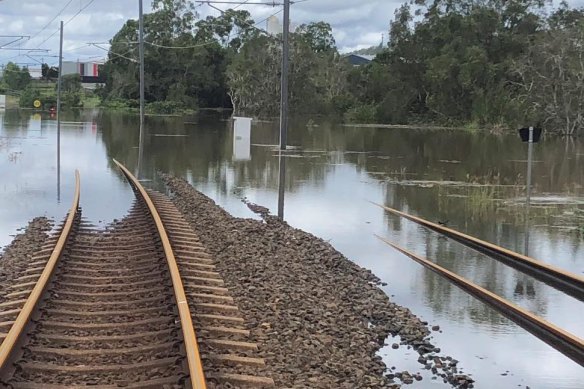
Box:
<box><xmin>96</xmin><ymin>113</ymin><xmax>581</xmax><ymax>327</ymax></box>
<box><xmin>99</xmin><ymin>113</ymin><xmax>336</xmax><ymax>195</ymax></box>
<box><xmin>415</xmin><ymin>235</ymin><xmax>550</xmax><ymax>326</ymax></box>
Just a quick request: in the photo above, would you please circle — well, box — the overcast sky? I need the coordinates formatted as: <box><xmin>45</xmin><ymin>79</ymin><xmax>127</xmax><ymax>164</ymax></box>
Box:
<box><xmin>0</xmin><ymin>0</ymin><xmax>398</xmax><ymax>66</ymax></box>
<box><xmin>0</xmin><ymin>0</ymin><xmax>581</xmax><ymax>67</ymax></box>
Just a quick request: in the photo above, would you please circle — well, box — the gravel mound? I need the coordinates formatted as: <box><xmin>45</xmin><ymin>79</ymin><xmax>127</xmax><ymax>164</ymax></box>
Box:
<box><xmin>161</xmin><ymin>175</ymin><xmax>473</xmax><ymax>388</ymax></box>
<box><xmin>0</xmin><ymin>218</ymin><xmax>53</xmax><ymax>300</ymax></box>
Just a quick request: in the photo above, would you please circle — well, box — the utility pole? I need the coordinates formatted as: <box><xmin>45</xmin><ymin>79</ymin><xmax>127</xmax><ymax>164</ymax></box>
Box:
<box><xmin>279</xmin><ymin>0</ymin><xmax>290</xmax><ymax>151</ymax></box>
<box><xmin>137</xmin><ymin>0</ymin><xmax>145</xmax><ymax>179</ymax></box>
<box><xmin>57</xmin><ymin>21</ymin><xmax>64</xmax><ymax>202</ymax></box>
<box><xmin>138</xmin><ymin>0</ymin><xmax>145</xmax><ymax>131</ymax></box>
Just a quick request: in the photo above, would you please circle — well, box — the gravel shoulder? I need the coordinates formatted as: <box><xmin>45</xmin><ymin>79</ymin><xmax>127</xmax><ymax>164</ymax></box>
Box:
<box><xmin>161</xmin><ymin>175</ymin><xmax>474</xmax><ymax>388</ymax></box>
<box><xmin>0</xmin><ymin>218</ymin><xmax>53</xmax><ymax>301</ymax></box>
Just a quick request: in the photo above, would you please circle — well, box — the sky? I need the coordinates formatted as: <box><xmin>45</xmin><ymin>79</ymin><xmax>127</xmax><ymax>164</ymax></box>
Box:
<box><xmin>0</xmin><ymin>0</ymin><xmax>582</xmax><ymax>67</ymax></box>
<box><xmin>0</xmin><ymin>0</ymin><xmax>398</xmax><ymax>67</ymax></box>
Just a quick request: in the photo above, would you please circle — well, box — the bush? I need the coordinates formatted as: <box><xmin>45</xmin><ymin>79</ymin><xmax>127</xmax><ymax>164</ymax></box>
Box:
<box><xmin>344</xmin><ymin>104</ymin><xmax>378</xmax><ymax>124</ymax></box>
<box><xmin>146</xmin><ymin>100</ymin><xmax>187</xmax><ymax>115</ymax></box>
<box><xmin>331</xmin><ymin>94</ymin><xmax>356</xmax><ymax>114</ymax></box>
<box><xmin>100</xmin><ymin>98</ymin><xmax>133</xmax><ymax>110</ymax></box>
<box><xmin>19</xmin><ymin>87</ymin><xmax>42</xmax><ymax>108</ymax></box>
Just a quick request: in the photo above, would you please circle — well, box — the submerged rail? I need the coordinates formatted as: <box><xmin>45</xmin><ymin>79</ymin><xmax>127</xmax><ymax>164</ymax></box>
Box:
<box><xmin>113</xmin><ymin>159</ymin><xmax>207</xmax><ymax>389</ymax></box>
<box><xmin>375</xmin><ymin>203</ymin><xmax>584</xmax><ymax>301</ymax></box>
<box><xmin>377</xmin><ymin>237</ymin><xmax>584</xmax><ymax>367</ymax></box>
<box><xmin>0</xmin><ymin>170</ymin><xmax>80</xmax><ymax>372</ymax></box>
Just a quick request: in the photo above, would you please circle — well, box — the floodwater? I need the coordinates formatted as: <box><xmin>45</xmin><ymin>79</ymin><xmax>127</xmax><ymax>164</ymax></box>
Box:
<box><xmin>1</xmin><ymin>109</ymin><xmax>583</xmax><ymax>388</ymax></box>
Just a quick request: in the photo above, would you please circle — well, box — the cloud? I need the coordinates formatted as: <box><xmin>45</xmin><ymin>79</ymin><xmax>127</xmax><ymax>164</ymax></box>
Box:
<box><xmin>0</xmin><ymin>0</ymin><xmax>400</xmax><ymax>66</ymax></box>
<box><xmin>3</xmin><ymin>0</ymin><xmax>578</xmax><ymax>66</ymax></box>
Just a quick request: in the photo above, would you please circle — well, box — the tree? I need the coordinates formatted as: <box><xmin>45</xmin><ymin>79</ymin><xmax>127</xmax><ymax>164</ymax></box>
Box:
<box><xmin>41</xmin><ymin>63</ymin><xmax>59</xmax><ymax>80</ymax></box>
<box><xmin>296</xmin><ymin>22</ymin><xmax>336</xmax><ymax>53</ymax></box>
<box><xmin>60</xmin><ymin>74</ymin><xmax>83</xmax><ymax>108</ymax></box>
<box><xmin>227</xmin><ymin>26</ymin><xmax>349</xmax><ymax>117</ymax></box>
<box><xmin>515</xmin><ymin>21</ymin><xmax>584</xmax><ymax>134</ymax></box>
<box><xmin>3</xmin><ymin>62</ymin><xmax>31</xmax><ymax>91</ymax></box>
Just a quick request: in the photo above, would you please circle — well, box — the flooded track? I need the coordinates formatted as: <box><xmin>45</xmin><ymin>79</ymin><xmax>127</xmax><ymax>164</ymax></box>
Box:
<box><xmin>377</xmin><ymin>204</ymin><xmax>584</xmax><ymax>301</ymax></box>
<box><xmin>2</xmin><ymin>110</ymin><xmax>584</xmax><ymax>387</ymax></box>
<box><xmin>378</xmin><ymin>237</ymin><xmax>584</xmax><ymax>367</ymax></box>
<box><xmin>0</xmin><ymin>162</ymin><xmax>273</xmax><ymax>388</ymax></box>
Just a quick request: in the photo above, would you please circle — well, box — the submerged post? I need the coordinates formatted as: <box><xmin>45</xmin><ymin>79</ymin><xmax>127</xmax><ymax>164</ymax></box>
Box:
<box><xmin>518</xmin><ymin>126</ymin><xmax>542</xmax><ymax>255</ymax></box>
<box><xmin>524</xmin><ymin>127</ymin><xmax>534</xmax><ymax>255</ymax></box>
<box><xmin>279</xmin><ymin>0</ymin><xmax>290</xmax><ymax>151</ymax></box>
<box><xmin>57</xmin><ymin>21</ymin><xmax>63</xmax><ymax>202</ymax></box>
<box><xmin>277</xmin><ymin>151</ymin><xmax>286</xmax><ymax>219</ymax></box>
<box><xmin>526</xmin><ymin>127</ymin><xmax>534</xmax><ymax>207</ymax></box>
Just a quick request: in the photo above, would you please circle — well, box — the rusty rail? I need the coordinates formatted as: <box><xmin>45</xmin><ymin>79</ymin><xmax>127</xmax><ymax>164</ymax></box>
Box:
<box><xmin>375</xmin><ymin>203</ymin><xmax>584</xmax><ymax>301</ymax></box>
<box><xmin>377</xmin><ymin>237</ymin><xmax>584</xmax><ymax>367</ymax></box>
<box><xmin>0</xmin><ymin>170</ymin><xmax>80</xmax><ymax>371</ymax></box>
<box><xmin>113</xmin><ymin>159</ymin><xmax>207</xmax><ymax>389</ymax></box>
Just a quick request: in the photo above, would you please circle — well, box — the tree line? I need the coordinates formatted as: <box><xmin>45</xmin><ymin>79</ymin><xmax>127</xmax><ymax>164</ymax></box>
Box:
<box><xmin>75</xmin><ymin>0</ymin><xmax>584</xmax><ymax>133</ymax></box>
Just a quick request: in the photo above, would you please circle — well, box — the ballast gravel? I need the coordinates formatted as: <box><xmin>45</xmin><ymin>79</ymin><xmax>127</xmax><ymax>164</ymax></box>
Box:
<box><xmin>0</xmin><ymin>217</ymin><xmax>52</xmax><ymax>301</ymax></box>
<box><xmin>161</xmin><ymin>175</ymin><xmax>475</xmax><ymax>388</ymax></box>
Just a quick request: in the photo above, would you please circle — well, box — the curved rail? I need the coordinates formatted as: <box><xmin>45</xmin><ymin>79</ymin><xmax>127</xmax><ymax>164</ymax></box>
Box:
<box><xmin>113</xmin><ymin>159</ymin><xmax>207</xmax><ymax>389</ymax></box>
<box><xmin>375</xmin><ymin>203</ymin><xmax>584</xmax><ymax>301</ymax></box>
<box><xmin>377</xmin><ymin>236</ymin><xmax>584</xmax><ymax>367</ymax></box>
<box><xmin>0</xmin><ymin>170</ymin><xmax>80</xmax><ymax>371</ymax></box>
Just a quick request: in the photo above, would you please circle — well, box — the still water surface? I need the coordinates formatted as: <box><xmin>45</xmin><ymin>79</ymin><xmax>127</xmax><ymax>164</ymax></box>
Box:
<box><xmin>1</xmin><ymin>110</ymin><xmax>583</xmax><ymax>388</ymax></box>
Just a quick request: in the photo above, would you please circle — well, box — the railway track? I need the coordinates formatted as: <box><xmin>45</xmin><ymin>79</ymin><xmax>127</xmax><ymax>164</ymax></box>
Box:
<box><xmin>0</xmin><ymin>162</ymin><xmax>274</xmax><ymax>388</ymax></box>
<box><xmin>376</xmin><ymin>204</ymin><xmax>584</xmax><ymax>301</ymax></box>
<box><xmin>376</xmin><ymin>206</ymin><xmax>584</xmax><ymax>367</ymax></box>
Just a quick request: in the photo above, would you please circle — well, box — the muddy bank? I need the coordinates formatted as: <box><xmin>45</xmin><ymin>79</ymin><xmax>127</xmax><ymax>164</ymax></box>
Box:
<box><xmin>0</xmin><ymin>218</ymin><xmax>53</xmax><ymax>300</ymax></box>
<box><xmin>161</xmin><ymin>175</ymin><xmax>473</xmax><ymax>388</ymax></box>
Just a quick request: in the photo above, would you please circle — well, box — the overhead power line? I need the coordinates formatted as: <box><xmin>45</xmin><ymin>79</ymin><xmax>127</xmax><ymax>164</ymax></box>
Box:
<box><xmin>28</xmin><ymin>0</ymin><xmax>75</xmax><ymax>42</ymax></box>
<box><xmin>34</xmin><ymin>0</ymin><xmax>96</xmax><ymax>50</ymax></box>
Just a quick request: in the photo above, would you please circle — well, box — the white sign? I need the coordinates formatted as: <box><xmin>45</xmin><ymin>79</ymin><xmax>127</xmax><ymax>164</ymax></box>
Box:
<box><xmin>233</xmin><ymin>116</ymin><xmax>252</xmax><ymax>161</ymax></box>
<box><xmin>0</xmin><ymin>95</ymin><xmax>6</xmax><ymax>109</ymax></box>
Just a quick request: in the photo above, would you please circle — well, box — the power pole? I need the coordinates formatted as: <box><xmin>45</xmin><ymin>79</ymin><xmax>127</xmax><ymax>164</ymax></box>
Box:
<box><xmin>137</xmin><ymin>0</ymin><xmax>145</xmax><ymax>179</ymax></box>
<box><xmin>57</xmin><ymin>21</ymin><xmax>64</xmax><ymax>202</ymax></box>
<box><xmin>138</xmin><ymin>0</ymin><xmax>145</xmax><ymax>131</ymax></box>
<box><xmin>279</xmin><ymin>0</ymin><xmax>290</xmax><ymax>151</ymax></box>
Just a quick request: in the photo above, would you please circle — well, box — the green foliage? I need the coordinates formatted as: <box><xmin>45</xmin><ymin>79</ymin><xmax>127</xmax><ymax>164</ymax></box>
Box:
<box><xmin>227</xmin><ymin>22</ymin><xmax>348</xmax><ymax>117</ymax></box>
<box><xmin>146</xmin><ymin>100</ymin><xmax>193</xmax><ymax>115</ymax></box>
<box><xmin>346</xmin><ymin>0</ymin><xmax>583</xmax><ymax>130</ymax></box>
<box><xmin>41</xmin><ymin>63</ymin><xmax>59</xmax><ymax>80</ymax></box>
<box><xmin>59</xmin><ymin>74</ymin><xmax>83</xmax><ymax>108</ymax></box>
<box><xmin>100</xmin><ymin>98</ymin><xmax>134</xmax><ymax>111</ymax></box>
<box><xmin>99</xmin><ymin>3</ymin><xmax>258</xmax><ymax>109</ymax></box>
<box><xmin>19</xmin><ymin>87</ymin><xmax>41</xmax><ymax>108</ymax></box>
<box><xmin>3</xmin><ymin>62</ymin><xmax>32</xmax><ymax>91</ymax></box>
<box><xmin>344</xmin><ymin>104</ymin><xmax>378</xmax><ymax>124</ymax></box>
<box><xmin>19</xmin><ymin>87</ymin><xmax>56</xmax><ymax>109</ymax></box>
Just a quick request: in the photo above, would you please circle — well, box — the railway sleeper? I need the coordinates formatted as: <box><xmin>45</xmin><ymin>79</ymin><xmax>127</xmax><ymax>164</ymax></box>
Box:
<box><xmin>23</xmin><ymin>343</ymin><xmax>182</xmax><ymax>366</ymax></box>
<box><xmin>0</xmin><ymin>299</ymin><xmax>27</xmax><ymax>309</ymax></box>
<box><xmin>56</xmin><ymin>273</ymin><xmax>166</xmax><ymax>285</ymax></box>
<box><xmin>52</xmin><ymin>278</ymin><xmax>169</xmax><ymax>291</ymax></box>
<box><xmin>61</xmin><ymin>262</ymin><xmax>162</xmax><ymax>276</ymax></box>
<box><xmin>47</xmin><ymin>296</ymin><xmax>170</xmax><ymax>311</ymax></box>
<box><xmin>12</xmin><ymin>358</ymin><xmax>184</xmax><ymax>385</ymax></box>
<box><xmin>206</xmin><ymin>372</ymin><xmax>275</xmax><ymax>388</ymax></box>
<box><xmin>40</xmin><ymin>311</ymin><xmax>174</xmax><ymax>325</ymax></box>
<box><xmin>8</xmin><ymin>375</ymin><xmax>187</xmax><ymax>389</ymax></box>
<box><xmin>30</xmin><ymin>329</ymin><xmax>177</xmax><ymax>349</ymax></box>
<box><xmin>49</xmin><ymin>287</ymin><xmax>168</xmax><ymax>301</ymax></box>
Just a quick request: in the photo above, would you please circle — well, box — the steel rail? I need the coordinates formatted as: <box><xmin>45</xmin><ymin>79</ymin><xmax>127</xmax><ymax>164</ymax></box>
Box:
<box><xmin>0</xmin><ymin>170</ymin><xmax>80</xmax><ymax>371</ymax></box>
<box><xmin>113</xmin><ymin>159</ymin><xmax>207</xmax><ymax>389</ymax></box>
<box><xmin>377</xmin><ymin>236</ymin><xmax>584</xmax><ymax>367</ymax></box>
<box><xmin>375</xmin><ymin>203</ymin><xmax>584</xmax><ymax>301</ymax></box>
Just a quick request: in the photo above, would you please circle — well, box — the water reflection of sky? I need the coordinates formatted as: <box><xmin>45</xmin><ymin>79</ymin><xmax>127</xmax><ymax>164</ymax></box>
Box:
<box><xmin>1</xmin><ymin>111</ymin><xmax>583</xmax><ymax>388</ymax></box>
